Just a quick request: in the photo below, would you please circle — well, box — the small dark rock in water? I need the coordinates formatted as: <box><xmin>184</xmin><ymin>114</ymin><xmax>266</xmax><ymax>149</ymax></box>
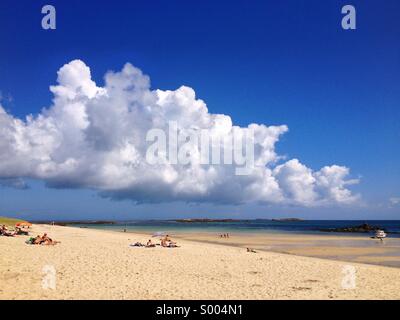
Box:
<box><xmin>319</xmin><ymin>223</ymin><xmax>384</xmax><ymax>233</ymax></box>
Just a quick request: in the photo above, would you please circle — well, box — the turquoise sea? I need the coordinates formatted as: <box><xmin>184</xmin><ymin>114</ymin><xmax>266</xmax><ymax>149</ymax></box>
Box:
<box><xmin>69</xmin><ymin>220</ymin><xmax>400</xmax><ymax>237</ymax></box>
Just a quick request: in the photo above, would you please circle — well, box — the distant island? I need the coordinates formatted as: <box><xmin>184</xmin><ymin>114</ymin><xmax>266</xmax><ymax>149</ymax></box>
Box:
<box><xmin>174</xmin><ymin>218</ymin><xmax>304</xmax><ymax>223</ymax></box>
<box><xmin>174</xmin><ymin>219</ymin><xmax>246</xmax><ymax>223</ymax></box>
<box><xmin>272</xmin><ymin>218</ymin><xmax>304</xmax><ymax>222</ymax></box>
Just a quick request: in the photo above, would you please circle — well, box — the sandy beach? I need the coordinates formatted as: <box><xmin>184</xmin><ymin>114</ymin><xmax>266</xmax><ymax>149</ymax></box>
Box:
<box><xmin>1</xmin><ymin>224</ymin><xmax>400</xmax><ymax>300</ymax></box>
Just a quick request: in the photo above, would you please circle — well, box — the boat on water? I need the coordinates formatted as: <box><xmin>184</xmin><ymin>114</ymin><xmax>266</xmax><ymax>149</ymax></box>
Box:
<box><xmin>375</xmin><ymin>229</ymin><xmax>387</xmax><ymax>239</ymax></box>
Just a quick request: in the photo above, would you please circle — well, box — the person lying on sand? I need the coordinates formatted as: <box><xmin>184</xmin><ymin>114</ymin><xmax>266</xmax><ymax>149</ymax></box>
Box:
<box><xmin>32</xmin><ymin>235</ymin><xmax>42</xmax><ymax>244</ymax></box>
<box><xmin>0</xmin><ymin>225</ymin><xmax>16</xmax><ymax>237</ymax></box>
<box><xmin>42</xmin><ymin>234</ymin><xmax>59</xmax><ymax>245</ymax></box>
<box><xmin>246</xmin><ymin>247</ymin><xmax>257</xmax><ymax>253</ymax></box>
<box><xmin>0</xmin><ymin>230</ymin><xmax>15</xmax><ymax>236</ymax></box>
<box><xmin>166</xmin><ymin>241</ymin><xmax>179</xmax><ymax>248</ymax></box>
<box><xmin>14</xmin><ymin>226</ymin><xmax>29</xmax><ymax>236</ymax></box>
<box><xmin>28</xmin><ymin>233</ymin><xmax>60</xmax><ymax>245</ymax></box>
<box><xmin>146</xmin><ymin>239</ymin><xmax>156</xmax><ymax>247</ymax></box>
<box><xmin>131</xmin><ymin>242</ymin><xmax>144</xmax><ymax>247</ymax></box>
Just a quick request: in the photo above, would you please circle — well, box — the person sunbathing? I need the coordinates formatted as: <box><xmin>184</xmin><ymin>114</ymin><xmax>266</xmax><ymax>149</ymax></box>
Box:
<box><xmin>32</xmin><ymin>233</ymin><xmax>60</xmax><ymax>245</ymax></box>
<box><xmin>167</xmin><ymin>241</ymin><xmax>179</xmax><ymax>248</ymax></box>
<box><xmin>33</xmin><ymin>235</ymin><xmax>44</xmax><ymax>244</ymax></box>
<box><xmin>15</xmin><ymin>226</ymin><xmax>29</xmax><ymax>236</ymax></box>
<box><xmin>0</xmin><ymin>225</ymin><xmax>15</xmax><ymax>237</ymax></box>
<box><xmin>161</xmin><ymin>236</ymin><xmax>173</xmax><ymax>246</ymax></box>
<box><xmin>131</xmin><ymin>242</ymin><xmax>144</xmax><ymax>247</ymax></box>
<box><xmin>0</xmin><ymin>229</ymin><xmax>13</xmax><ymax>236</ymax></box>
<box><xmin>43</xmin><ymin>238</ymin><xmax>58</xmax><ymax>245</ymax></box>
<box><xmin>161</xmin><ymin>236</ymin><xmax>178</xmax><ymax>248</ymax></box>
<box><xmin>146</xmin><ymin>239</ymin><xmax>155</xmax><ymax>247</ymax></box>
<box><xmin>42</xmin><ymin>233</ymin><xmax>60</xmax><ymax>245</ymax></box>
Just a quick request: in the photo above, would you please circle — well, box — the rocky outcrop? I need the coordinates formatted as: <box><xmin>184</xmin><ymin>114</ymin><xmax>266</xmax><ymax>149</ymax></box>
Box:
<box><xmin>319</xmin><ymin>223</ymin><xmax>383</xmax><ymax>233</ymax></box>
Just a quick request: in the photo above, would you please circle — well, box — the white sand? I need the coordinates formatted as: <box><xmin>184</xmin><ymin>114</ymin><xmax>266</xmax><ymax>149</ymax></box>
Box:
<box><xmin>1</xmin><ymin>224</ymin><xmax>400</xmax><ymax>299</ymax></box>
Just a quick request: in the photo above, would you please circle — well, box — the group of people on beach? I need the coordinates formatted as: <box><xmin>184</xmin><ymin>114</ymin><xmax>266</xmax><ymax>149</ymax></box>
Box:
<box><xmin>0</xmin><ymin>225</ymin><xmax>28</xmax><ymax>237</ymax></box>
<box><xmin>159</xmin><ymin>235</ymin><xmax>178</xmax><ymax>247</ymax></box>
<box><xmin>1</xmin><ymin>224</ymin><xmax>59</xmax><ymax>246</ymax></box>
<box><xmin>132</xmin><ymin>234</ymin><xmax>179</xmax><ymax>248</ymax></box>
<box><xmin>26</xmin><ymin>233</ymin><xmax>60</xmax><ymax>246</ymax></box>
<box><xmin>219</xmin><ymin>233</ymin><xmax>230</xmax><ymax>238</ymax></box>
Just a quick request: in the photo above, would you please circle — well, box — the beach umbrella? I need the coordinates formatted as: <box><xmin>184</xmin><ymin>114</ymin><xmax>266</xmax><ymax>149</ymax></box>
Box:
<box><xmin>16</xmin><ymin>222</ymin><xmax>32</xmax><ymax>228</ymax></box>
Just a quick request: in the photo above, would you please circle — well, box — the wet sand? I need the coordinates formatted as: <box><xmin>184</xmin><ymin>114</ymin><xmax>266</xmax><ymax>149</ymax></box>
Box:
<box><xmin>171</xmin><ymin>232</ymin><xmax>400</xmax><ymax>268</ymax></box>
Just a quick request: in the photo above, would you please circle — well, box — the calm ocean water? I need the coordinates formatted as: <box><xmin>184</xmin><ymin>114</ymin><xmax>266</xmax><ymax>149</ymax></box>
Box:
<box><xmin>70</xmin><ymin>220</ymin><xmax>400</xmax><ymax>236</ymax></box>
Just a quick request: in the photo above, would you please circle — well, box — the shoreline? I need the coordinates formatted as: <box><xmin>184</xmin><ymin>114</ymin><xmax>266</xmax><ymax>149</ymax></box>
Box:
<box><xmin>1</xmin><ymin>224</ymin><xmax>400</xmax><ymax>299</ymax></box>
<box><xmin>81</xmin><ymin>226</ymin><xmax>400</xmax><ymax>269</ymax></box>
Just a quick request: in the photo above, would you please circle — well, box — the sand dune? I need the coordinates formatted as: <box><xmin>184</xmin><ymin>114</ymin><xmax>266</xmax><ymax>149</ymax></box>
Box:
<box><xmin>1</xmin><ymin>224</ymin><xmax>400</xmax><ymax>300</ymax></box>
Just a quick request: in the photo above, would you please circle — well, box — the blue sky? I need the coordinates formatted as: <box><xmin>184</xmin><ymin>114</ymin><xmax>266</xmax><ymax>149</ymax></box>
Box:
<box><xmin>0</xmin><ymin>0</ymin><xmax>399</xmax><ymax>220</ymax></box>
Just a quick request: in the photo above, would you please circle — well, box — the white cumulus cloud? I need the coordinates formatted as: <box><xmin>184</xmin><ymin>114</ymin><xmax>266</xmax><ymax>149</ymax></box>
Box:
<box><xmin>389</xmin><ymin>197</ymin><xmax>400</xmax><ymax>207</ymax></box>
<box><xmin>0</xmin><ymin>60</ymin><xmax>360</xmax><ymax>206</ymax></box>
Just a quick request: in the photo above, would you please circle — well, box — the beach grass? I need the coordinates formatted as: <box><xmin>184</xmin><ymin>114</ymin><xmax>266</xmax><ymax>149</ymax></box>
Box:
<box><xmin>0</xmin><ymin>216</ymin><xmax>27</xmax><ymax>227</ymax></box>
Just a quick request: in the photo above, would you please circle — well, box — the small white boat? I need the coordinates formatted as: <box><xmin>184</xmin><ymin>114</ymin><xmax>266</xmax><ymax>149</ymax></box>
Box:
<box><xmin>375</xmin><ymin>229</ymin><xmax>387</xmax><ymax>239</ymax></box>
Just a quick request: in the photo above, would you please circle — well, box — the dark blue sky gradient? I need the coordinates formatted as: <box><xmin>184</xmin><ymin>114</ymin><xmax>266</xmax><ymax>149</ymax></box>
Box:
<box><xmin>0</xmin><ymin>0</ymin><xmax>399</xmax><ymax>219</ymax></box>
